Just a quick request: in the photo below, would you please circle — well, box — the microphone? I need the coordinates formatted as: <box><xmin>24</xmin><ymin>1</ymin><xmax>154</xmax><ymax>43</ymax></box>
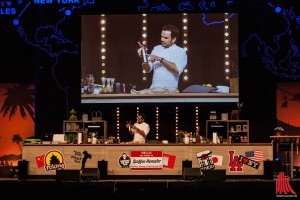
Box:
<box><xmin>137</xmin><ymin>41</ymin><xmax>148</xmax><ymax>63</ymax></box>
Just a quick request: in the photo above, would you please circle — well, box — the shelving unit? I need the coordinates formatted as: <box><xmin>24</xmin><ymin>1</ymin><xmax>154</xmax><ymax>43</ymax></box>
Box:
<box><xmin>63</xmin><ymin>120</ymin><xmax>107</xmax><ymax>139</ymax></box>
<box><xmin>206</xmin><ymin>120</ymin><xmax>249</xmax><ymax>143</ymax></box>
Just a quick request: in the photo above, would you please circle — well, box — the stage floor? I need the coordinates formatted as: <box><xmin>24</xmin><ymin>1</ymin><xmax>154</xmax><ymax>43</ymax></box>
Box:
<box><xmin>1</xmin><ymin>176</ymin><xmax>300</xmax><ymax>199</ymax></box>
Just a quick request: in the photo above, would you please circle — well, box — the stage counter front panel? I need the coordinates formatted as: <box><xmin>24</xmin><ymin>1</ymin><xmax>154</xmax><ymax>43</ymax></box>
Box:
<box><xmin>22</xmin><ymin>143</ymin><xmax>273</xmax><ymax>176</ymax></box>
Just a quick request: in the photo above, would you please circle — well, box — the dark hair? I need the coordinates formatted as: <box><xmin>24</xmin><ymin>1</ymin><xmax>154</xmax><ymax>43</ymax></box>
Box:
<box><xmin>162</xmin><ymin>24</ymin><xmax>179</xmax><ymax>40</ymax></box>
<box><xmin>138</xmin><ymin>112</ymin><xmax>146</xmax><ymax>121</ymax></box>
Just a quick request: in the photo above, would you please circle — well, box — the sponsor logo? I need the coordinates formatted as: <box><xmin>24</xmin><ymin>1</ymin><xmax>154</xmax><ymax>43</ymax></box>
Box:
<box><xmin>275</xmin><ymin>172</ymin><xmax>297</xmax><ymax>198</ymax></box>
<box><xmin>44</xmin><ymin>150</ymin><xmax>65</xmax><ymax>172</ymax></box>
<box><xmin>228</xmin><ymin>150</ymin><xmax>243</xmax><ymax>172</ymax></box>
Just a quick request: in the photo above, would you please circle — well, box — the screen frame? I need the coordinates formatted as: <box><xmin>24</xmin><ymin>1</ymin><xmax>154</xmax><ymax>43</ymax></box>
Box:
<box><xmin>81</xmin><ymin>13</ymin><xmax>239</xmax><ymax>104</ymax></box>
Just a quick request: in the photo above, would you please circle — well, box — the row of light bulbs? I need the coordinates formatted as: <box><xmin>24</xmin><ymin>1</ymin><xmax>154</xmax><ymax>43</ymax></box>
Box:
<box><xmin>114</xmin><ymin>106</ymin><xmax>199</xmax><ymax>141</ymax></box>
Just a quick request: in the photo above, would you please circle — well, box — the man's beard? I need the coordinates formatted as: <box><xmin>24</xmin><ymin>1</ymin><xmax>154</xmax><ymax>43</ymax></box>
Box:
<box><xmin>162</xmin><ymin>42</ymin><xmax>171</xmax><ymax>48</ymax></box>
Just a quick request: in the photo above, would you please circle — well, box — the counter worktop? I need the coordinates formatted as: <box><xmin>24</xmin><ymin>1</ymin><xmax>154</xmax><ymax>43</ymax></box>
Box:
<box><xmin>23</xmin><ymin>142</ymin><xmax>272</xmax><ymax>146</ymax></box>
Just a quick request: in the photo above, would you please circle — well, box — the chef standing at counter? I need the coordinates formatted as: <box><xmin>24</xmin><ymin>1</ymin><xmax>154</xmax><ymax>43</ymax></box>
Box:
<box><xmin>126</xmin><ymin>113</ymin><xmax>150</xmax><ymax>144</ymax></box>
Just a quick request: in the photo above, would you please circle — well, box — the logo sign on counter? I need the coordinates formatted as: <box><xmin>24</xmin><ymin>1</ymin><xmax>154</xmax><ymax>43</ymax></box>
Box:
<box><xmin>196</xmin><ymin>150</ymin><xmax>215</xmax><ymax>170</ymax></box>
<box><xmin>44</xmin><ymin>150</ymin><xmax>65</xmax><ymax>172</ymax></box>
<box><xmin>130</xmin><ymin>150</ymin><xmax>163</xmax><ymax>171</ymax></box>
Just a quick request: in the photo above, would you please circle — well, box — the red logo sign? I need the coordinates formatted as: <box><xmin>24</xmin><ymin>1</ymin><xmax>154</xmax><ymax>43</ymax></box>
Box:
<box><xmin>276</xmin><ymin>172</ymin><xmax>297</xmax><ymax>197</ymax></box>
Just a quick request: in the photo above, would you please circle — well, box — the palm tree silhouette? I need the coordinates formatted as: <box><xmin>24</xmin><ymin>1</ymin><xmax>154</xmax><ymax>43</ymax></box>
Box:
<box><xmin>12</xmin><ymin>134</ymin><xmax>23</xmax><ymax>152</ymax></box>
<box><xmin>0</xmin><ymin>84</ymin><xmax>35</xmax><ymax>121</ymax></box>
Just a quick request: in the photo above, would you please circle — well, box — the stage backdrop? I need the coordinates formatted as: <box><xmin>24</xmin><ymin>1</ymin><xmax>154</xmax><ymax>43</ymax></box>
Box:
<box><xmin>276</xmin><ymin>82</ymin><xmax>300</xmax><ymax>135</ymax></box>
<box><xmin>0</xmin><ymin>84</ymin><xmax>35</xmax><ymax>167</ymax></box>
<box><xmin>276</xmin><ymin>81</ymin><xmax>300</xmax><ymax>166</ymax></box>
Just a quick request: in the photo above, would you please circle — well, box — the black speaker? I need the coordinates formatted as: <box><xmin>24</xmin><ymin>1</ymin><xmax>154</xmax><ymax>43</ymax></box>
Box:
<box><xmin>273</xmin><ymin>159</ymin><xmax>283</xmax><ymax>172</ymax></box>
<box><xmin>0</xmin><ymin>166</ymin><xmax>11</xmax><ymax>178</ymax></box>
<box><xmin>81</xmin><ymin>168</ymin><xmax>100</xmax><ymax>180</ymax></box>
<box><xmin>56</xmin><ymin>170</ymin><xmax>81</xmax><ymax>182</ymax></box>
<box><xmin>18</xmin><ymin>160</ymin><xmax>28</xmax><ymax>180</ymax></box>
<box><xmin>183</xmin><ymin>167</ymin><xmax>202</xmax><ymax>180</ymax></box>
<box><xmin>202</xmin><ymin>169</ymin><xmax>226</xmax><ymax>181</ymax></box>
<box><xmin>182</xmin><ymin>160</ymin><xmax>192</xmax><ymax>179</ymax></box>
<box><xmin>264</xmin><ymin>160</ymin><xmax>274</xmax><ymax>179</ymax></box>
<box><xmin>294</xmin><ymin>167</ymin><xmax>300</xmax><ymax>178</ymax></box>
<box><xmin>98</xmin><ymin>160</ymin><xmax>107</xmax><ymax>179</ymax></box>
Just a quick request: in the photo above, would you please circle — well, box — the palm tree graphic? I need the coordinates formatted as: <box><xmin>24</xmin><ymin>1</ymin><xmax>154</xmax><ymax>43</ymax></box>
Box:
<box><xmin>0</xmin><ymin>84</ymin><xmax>35</xmax><ymax>121</ymax></box>
<box><xmin>12</xmin><ymin>134</ymin><xmax>23</xmax><ymax>152</ymax></box>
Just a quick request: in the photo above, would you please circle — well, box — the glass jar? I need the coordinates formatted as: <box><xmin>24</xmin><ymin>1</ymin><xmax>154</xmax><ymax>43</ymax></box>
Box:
<box><xmin>210</xmin><ymin>111</ymin><xmax>217</xmax><ymax>119</ymax></box>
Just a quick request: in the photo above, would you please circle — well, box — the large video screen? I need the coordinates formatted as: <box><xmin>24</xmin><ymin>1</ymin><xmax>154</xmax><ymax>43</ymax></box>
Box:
<box><xmin>81</xmin><ymin>13</ymin><xmax>238</xmax><ymax>103</ymax></box>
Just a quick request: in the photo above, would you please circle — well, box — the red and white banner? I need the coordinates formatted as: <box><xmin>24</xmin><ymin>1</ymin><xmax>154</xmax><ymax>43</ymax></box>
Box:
<box><xmin>36</xmin><ymin>154</ymin><xmax>45</xmax><ymax>168</ymax></box>
<box><xmin>212</xmin><ymin>155</ymin><xmax>223</xmax><ymax>166</ymax></box>
<box><xmin>163</xmin><ymin>153</ymin><xmax>176</xmax><ymax>169</ymax></box>
<box><xmin>130</xmin><ymin>150</ymin><xmax>163</xmax><ymax>171</ymax></box>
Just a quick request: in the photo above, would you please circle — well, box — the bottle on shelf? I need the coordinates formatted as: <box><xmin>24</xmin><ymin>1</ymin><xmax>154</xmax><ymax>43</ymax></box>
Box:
<box><xmin>241</xmin><ymin>136</ymin><xmax>245</xmax><ymax>142</ymax></box>
<box><xmin>219</xmin><ymin>136</ymin><xmax>223</xmax><ymax>143</ymax></box>
<box><xmin>231</xmin><ymin>133</ymin><xmax>241</xmax><ymax>143</ymax></box>
<box><xmin>210</xmin><ymin>111</ymin><xmax>217</xmax><ymax>119</ymax></box>
<box><xmin>192</xmin><ymin>132</ymin><xmax>196</xmax><ymax>143</ymax></box>
<box><xmin>83</xmin><ymin>128</ymin><xmax>88</xmax><ymax>144</ymax></box>
<box><xmin>88</xmin><ymin>132</ymin><xmax>92</xmax><ymax>144</ymax></box>
<box><xmin>81</xmin><ymin>78</ymin><xmax>85</xmax><ymax>94</ymax></box>
<box><xmin>195</xmin><ymin>126</ymin><xmax>201</xmax><ymax>143</ymax></box>
<box><xmin>228</xmin><ymin>135</ymin><xmax>232</xmax><ymax>143</ymax></box>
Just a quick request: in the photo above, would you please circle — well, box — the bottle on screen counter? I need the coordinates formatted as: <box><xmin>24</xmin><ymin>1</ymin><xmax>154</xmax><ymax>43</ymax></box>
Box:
<box><xmin>189</xmin><ymin>132</ymin><xmax>193</xmax><ymax>143</ymax></box>
<box><xmin>141</xmin><ymin>48</ymin><xmax>148</xmax><ymax>63</ymax></box>
<box><xmin>81</xmin><ymin>78</ymin><xmax>85</xmax><ymax>94</ymax></box>
<box><xmin>137</xmin><ymin>41</ymin><xmax>148</xmax><ymax>63</ymax></box>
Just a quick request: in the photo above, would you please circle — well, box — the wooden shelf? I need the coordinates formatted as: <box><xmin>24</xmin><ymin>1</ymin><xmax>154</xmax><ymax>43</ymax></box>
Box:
<box><xmin>206</xmin><ymin>120</ymin><xmax>249</xmax><ymax>143</ymax></box>
<box><xmin>63</xmin><ymin>120</ymin><xmax>107</xmax><ymax>139</ymax></box>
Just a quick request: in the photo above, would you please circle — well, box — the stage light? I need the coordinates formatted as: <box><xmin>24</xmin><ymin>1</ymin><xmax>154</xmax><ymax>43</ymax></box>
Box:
<box><xmin>100</xmin><ymin>14</ymin><xmax>106</xmax><ymax>80</ymax></box>
<box><xmin>156</xmin><ymin>107</ymin><xmax>159</xmax><ymax>140</ymax></box>
<box><xmin>195</xmin><ymin>106</ymin><xmax>199</xmax><ymax>131</ymax></box>
<box><xmin>141</xmin><ymin>14</ymin><xmax>148</xmax><ymax>81</ymax></box>
<box><xmin>116</xmin><ymin>107</ymin><xmax>120</xmax><ymax>140</ymax></box>
<box><xmin>224</xmin><ymin>13</ymin><xmax>230</xmax><ymax>80</ymax></box>
<box><xmin>175</xmin><ymin>107</ymin><xmax>179</xmax><ymax>138</ymax></box>
<box><xmin>182</xmin><ymin>13</ymin><xmax>189</xmax><ymax>81</ymax></box>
